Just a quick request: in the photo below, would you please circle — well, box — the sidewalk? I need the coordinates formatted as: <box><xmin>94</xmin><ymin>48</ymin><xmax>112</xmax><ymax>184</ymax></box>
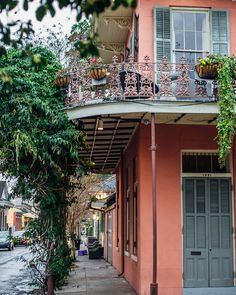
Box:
<box><xmin>55</xmin><ymin>254</ymin><xmax>137</xmax><ymax>295</ymax></box>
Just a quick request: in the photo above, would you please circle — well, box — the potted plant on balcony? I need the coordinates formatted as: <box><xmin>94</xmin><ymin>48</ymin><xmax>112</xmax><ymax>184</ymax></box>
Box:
<box><xmin>55</xmin><ymin>68</ymin><xmax>70</xmax><ymax>87</ymax></box>
<box><xmin>88</xmin><ymin>57</ymin><xmax>108</xmax><ymax>81</ymax></box>
<box><xmin>195</xmin><ymin>55</ymin><xmax>224</xmax><ymax>79</ymax></box>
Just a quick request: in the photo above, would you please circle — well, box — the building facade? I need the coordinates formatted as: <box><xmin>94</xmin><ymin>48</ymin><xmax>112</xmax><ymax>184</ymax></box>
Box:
<box><xmin>64</xmin><ymin>1</ymin><xmax>236</xmax><ymax>294</ymax></box>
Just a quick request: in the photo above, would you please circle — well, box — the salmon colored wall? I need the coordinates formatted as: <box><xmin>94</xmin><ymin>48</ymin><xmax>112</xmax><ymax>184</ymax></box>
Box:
<box><xmin>139</xmin><ymin>124</ymin><xmax>221</xmax><ymax>295</ymax></box>
<box><xmin>122</xmin><ymin>128</ymin><xmax>141</xmax><ymax>293</ymax></box>
<box><xmin>136</xmin><ymin>0</ymin><xmax>236</xmax><ymax>61</ymax></box>
<box><xmin>114</xmin><ymin>123</ymin><xmax>235</xmax><ymax>295</ymax></box>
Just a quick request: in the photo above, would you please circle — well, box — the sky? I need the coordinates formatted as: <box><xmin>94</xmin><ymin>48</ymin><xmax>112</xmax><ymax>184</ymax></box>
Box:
<box><xmin>1</xmin><ymin>1</ymin><xmax>78</xmax><ymax>37</ymax></box>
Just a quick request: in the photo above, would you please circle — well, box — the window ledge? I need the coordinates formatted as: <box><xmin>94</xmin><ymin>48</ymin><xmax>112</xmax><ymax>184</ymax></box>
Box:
<box><xmin>124</xmin><ymin>251</ymin><xmax>130</xmax><ymax>257</ymax></box>
<box><xmin>131</xmin><ymin>254</ymin><xmax>138</xmax><ymax>262</ymax></box>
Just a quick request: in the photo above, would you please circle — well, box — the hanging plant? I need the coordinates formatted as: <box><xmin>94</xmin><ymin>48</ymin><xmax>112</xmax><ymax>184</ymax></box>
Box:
<box><xmin>196</xmin><ymin>55</ymin><xmax>236</xmax><ymax>166</ymax></box>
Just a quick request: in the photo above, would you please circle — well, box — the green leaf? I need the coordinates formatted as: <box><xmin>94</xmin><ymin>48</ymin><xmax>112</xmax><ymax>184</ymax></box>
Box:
<box><xmin>48</xmin><ymin>3</ymin><xmax>56</xmax><ymax>17</ymax></box>
<box><xmin>23</xmin><ymin>0</ymin><xmax>29</xmax><ymax>11</ymax></box>
<box><xmin>36</xmin><ymin>5</ymin><xmax>47</xmax><ymax>21</ymax></box>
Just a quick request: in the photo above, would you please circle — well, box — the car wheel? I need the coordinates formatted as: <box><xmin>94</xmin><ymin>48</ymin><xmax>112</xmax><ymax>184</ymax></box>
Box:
<box><xmin>8</xmin><ymin>246</ymin><xmax>12</xmax><ymax>251</ymax></box>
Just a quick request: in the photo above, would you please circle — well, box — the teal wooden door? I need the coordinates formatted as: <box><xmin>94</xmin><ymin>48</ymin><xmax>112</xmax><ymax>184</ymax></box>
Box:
<box><xmin>183</xmin><ymin>178</ymin><xmax>233</xmax><ymax>288</ymax></box>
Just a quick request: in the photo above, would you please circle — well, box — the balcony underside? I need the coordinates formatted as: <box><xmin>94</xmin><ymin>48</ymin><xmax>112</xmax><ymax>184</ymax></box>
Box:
<box><xmin>94</xmin><ymin>7</ymin><xmax>133</xmax><ymax>62</ymax></box>
<box><xmin>76</xmin><ymin>111</ymin><xmax>219</xmax><ymax>173</ymax></box>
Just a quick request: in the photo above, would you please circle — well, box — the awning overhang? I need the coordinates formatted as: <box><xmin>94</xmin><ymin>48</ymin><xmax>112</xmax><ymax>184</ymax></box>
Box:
<box><xmin>67</xmin><ymin>100</ymin><xmax>219</xmax><ymax>173</ymax></box>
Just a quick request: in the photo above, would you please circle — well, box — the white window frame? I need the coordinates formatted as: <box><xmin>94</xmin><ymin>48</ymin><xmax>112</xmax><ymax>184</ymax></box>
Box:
<box><xmin>171</xmin><ymin>8</ymin><xmax>210</xmax><ymax>63</ymax></box>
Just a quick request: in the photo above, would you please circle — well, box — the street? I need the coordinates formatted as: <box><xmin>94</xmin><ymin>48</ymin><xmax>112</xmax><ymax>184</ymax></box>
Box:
<box><xmin>0</xmin><ymin>247</ymin><xmax>35</xmax><ymax>295</ymax></box>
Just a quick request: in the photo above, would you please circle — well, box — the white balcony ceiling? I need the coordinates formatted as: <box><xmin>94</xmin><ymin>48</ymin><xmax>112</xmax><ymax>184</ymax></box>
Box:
<box><xmin>94</xmin><ymin>6</ymin><xmax>133</xmax><ymax>62</ymax></box>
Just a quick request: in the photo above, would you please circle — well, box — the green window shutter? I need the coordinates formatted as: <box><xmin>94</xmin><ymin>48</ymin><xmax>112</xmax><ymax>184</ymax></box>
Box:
<box><xmin>154</xmin><ymin>7</ymin><xmax>171</xmax><ymax>62</ymax></box>
<box><xmin>130</xmin><ymin>32</ymin><xmax>135</xmax><ymax>57</ymax></box>
<box><xmin>211</xmin><ymin>10</ymin><xmax>230</xmax><ymax>55</ymax></box>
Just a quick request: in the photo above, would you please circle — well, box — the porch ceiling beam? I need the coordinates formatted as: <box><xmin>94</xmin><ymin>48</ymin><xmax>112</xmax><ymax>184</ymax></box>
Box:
<box><xmin>89</xmin><ymin>118</ymin><xmax>99</xmax><ymax>161</ymax></box>
<box><xmin>174</xmin><ymin>113</ymin><xmax>186</xmax><ymax>123</ymax></box>
<box><xmin>86</xmin><ymin>137</ymin><xmax>131</xmax><ymax>142</ymax></box>
<box><xmin>208</xmin><ymin>116</ymin><xmax>217</xmax><ymax>124</ymax></box>
<box><xmin>87</xmin><ymin>140</ymin><xmax>128</xmax><ymax>145</ymax></box>
<box><xmin>102</xmin><ymin>119</ymin><xmax>120</xmax><ymax>171</ymax></box>
<box><xmin>83</xmin><ymin>126</ymin><xmax>135</xmax><ymax>132</ymax></box>
<box><xmin>85</xmin><ymin>131</ymin><xmax>133</xmax><ymax>136</ymax></box>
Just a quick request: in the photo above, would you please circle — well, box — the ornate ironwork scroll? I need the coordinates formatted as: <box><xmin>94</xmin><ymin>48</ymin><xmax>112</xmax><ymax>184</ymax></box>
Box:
<box><xmin>123</xmin><ymin>56</ymin><xmax>138</xmax><ymax>97</ymax></box>
<box><xmin>108</xmin><ymin>55</ymin><xmax>122</xmax><ymax>98</ymax></box>
<box><xmin>139</xmin><ymin>56</ymin><xmax>155</xmax><ymax>99</ymax></box>
<box><xmin>176</xmin><ymin>57</ymin><xmax>190</xmax><ymax>97</ymax></box>
<box><xmin>158</xmin><ymin>57</ymin><xmax>173</xmax><ymax>97</ymax></box>
<box><xmin>194</xmin><ymin>79</ymin><xmax>208</xmax><ymax>97</ymax></box>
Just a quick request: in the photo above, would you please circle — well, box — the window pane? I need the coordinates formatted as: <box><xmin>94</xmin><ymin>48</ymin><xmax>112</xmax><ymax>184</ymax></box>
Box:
<box><xmin>185</xmin><ymin>32</ymin><xmax>196</xmax><ymax>50</ymax></box>
<box><xmin>175</xmin><ymin>31</ymin><xmax>184</xmax><ymax>49</ymax></box>
<box><xmin>196</xmin><ymin>13</ymin><xmax>207</xmax><ymax>31</ymax></box>
<box><xmin>173</xmin><ymin>12</ymin><xmax>183</xmax><ymax>30</ymax></box>
<box><xmin>196</xmin><ymin>31</ymin><xmax>203</xmax><ymax>50</ymax></box>
<box><xmin>185</xmin><ymin>52</ymin><xmax>196</xmax><ymax>64</ymax></box>
<box><xmin>184</xmin><ymin>13</ymin><xmax>195</xmax><ymax>31</ymax></box>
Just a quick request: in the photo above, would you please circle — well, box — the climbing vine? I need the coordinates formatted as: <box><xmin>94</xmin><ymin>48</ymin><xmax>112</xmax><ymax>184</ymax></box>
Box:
<box><xmin>217</xmin><ymin>58</ymin><xmax>236</xmax><ymax>166</ymax></box>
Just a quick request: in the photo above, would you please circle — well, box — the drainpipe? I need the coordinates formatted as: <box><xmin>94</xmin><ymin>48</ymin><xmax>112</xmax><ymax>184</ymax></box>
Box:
<box><xmin>150</xmin><ymin>113</ymin><xmax>158</xmax><ymax>295</ymax></box>
<box><xmin>118</xmin><ymin>149</ymin><xmax>125</xmax><ymax>276</ymax></box>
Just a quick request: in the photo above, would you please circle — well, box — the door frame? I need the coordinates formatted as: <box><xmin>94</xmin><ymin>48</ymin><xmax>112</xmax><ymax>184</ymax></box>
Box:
<box><xmin>107</xmin><ymin>211</ymin><xmax>113</xmax><ymax>264</ymax></box>
<box><xmin>182</xmin><ymin>174</ymin><xmax>235</xmax><ymax>287</ymax></box>
<box><xmin>180</xmin><ymin>149</ymin><xmax>235</xmax><ymax>287</ymax></box>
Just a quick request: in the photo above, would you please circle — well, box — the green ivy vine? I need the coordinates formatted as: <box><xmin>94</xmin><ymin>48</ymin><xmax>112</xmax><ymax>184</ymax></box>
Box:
<box><xmin>198</xmin><ymin>55</ymin><xmax>236</xmax><ymax>166</ymax></box>
<box><xmin>217</xmin><ymin>58</ymin><xmax>236</xmax><ymax>167</ymax></box>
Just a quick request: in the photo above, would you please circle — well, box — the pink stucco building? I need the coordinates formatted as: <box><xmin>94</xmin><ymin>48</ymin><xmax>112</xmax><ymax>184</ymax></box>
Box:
<box><xmin>65</xmin><ymin>1</ymin><xmax>236</xmax><ymax>294</ymax></box>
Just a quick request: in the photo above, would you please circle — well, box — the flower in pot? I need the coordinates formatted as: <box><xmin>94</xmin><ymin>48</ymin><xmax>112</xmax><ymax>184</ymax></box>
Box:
<box><xmin>88</xmin><ymin>57</ymin><xmax>108</xmax><ymax>80</ymax></box>
<box><xmin>195</xmin><ymin>55</ymin><xmax>224</xmax><ymax>79</ymax></box>
<box><xmin>55</xmin><ymin>68</ymin><xmax>70</xmax><ymax>87</ymax></box>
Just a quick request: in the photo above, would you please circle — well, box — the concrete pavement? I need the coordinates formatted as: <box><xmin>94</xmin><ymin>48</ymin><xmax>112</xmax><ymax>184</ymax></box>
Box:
<box><xmin>55</xmin><ymin>255</ymin><xmax>137</xmax><ymax>295</ymax></box>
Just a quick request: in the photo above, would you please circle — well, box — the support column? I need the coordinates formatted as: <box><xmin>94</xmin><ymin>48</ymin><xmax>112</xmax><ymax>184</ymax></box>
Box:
<box><xmin>150</xmin><ymin>113</ymin><xmax>158</xmax><ymax>295</ymax></box>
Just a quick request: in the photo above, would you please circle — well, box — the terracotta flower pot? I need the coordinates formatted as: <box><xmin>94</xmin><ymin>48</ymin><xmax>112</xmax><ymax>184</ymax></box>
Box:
<box><xmin>89</xmin><ymin>68</ymin><xmax>107</xmax><ymax>80</ymax></box>
<box><xmin>195</xmin><ymin>63</ymin><xmax>221</xmax><ymax>79</ymax></box>
<box><xmin>55</xmin><ymin>75</ymin><xmax>70</xmax><ymax>87</ymax></box>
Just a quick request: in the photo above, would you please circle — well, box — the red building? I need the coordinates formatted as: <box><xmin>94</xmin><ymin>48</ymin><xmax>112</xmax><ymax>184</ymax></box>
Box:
<box><xmin>65</xmin><ymin>1</ymin><xmax>236</xmax><ymax>294</ymax></box>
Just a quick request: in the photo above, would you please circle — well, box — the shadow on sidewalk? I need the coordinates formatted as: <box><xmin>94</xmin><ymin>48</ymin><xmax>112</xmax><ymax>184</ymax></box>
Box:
<box><xmin>55</xmin><ymin>255</ymin><xmax>137</xmax><ymax>295</ymax></box>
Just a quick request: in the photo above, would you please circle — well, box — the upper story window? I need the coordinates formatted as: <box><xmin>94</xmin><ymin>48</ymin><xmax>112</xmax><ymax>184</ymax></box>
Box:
<box><xmin>154</xmin><ymin>7</ymin><xmax>229</xmax><ymax>63</ymax></box>
<box><xmin>173</xmin><ymin>10</ymin><xmax>209</xmax><ymax>64</ymax></box>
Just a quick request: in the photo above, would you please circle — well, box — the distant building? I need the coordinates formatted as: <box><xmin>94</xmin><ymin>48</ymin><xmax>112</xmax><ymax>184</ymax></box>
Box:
<box><xmin>0</xmin><ymin>181</ymin><xmax>14</xmax><ymax>231</ymax></box>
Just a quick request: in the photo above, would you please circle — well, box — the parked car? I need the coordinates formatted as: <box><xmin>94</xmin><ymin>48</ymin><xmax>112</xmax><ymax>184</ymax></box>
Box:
<box><xmin>12</xmin><ymin>230</ymin><xmax>30</xmax><ymax>246</ymax></box>
<box><xmin>0</xmin><ymin>231</ymin><xmax>14</xmax><ymax>251</ymax></box>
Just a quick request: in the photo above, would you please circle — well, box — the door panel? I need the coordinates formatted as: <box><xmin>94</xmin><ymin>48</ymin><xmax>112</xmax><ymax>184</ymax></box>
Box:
<box><xmin>209</xmin><ymin>179</ymin><xmax>233</xmax><ymax>287</ymax></box>
<box><xmin>184</xmin><ymin>179</ymin><xmax>208</xmax><ymax>287</ymax></box>
<box><xmin>183</xmin><ymin>178</ymin><xmax>233</xmax><ymax>288</ymax></box>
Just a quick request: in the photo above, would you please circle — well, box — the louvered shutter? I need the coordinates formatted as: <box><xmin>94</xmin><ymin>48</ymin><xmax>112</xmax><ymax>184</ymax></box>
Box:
<box><xmin>211</xmin><ymin>10</ymin><xmax>229</xmax><ymax>55</ymax></box>
<box><xmin>154</xmin><ymin>7</ymin><xmax>171</xmax><ymax>62</ymax></box>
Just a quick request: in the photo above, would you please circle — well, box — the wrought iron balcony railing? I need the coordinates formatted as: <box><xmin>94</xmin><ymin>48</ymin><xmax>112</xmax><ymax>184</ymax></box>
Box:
<box><xmin>65</xmin><ymin>56</ymin><xmax>221</xmax><ymax>106</ymax></box>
